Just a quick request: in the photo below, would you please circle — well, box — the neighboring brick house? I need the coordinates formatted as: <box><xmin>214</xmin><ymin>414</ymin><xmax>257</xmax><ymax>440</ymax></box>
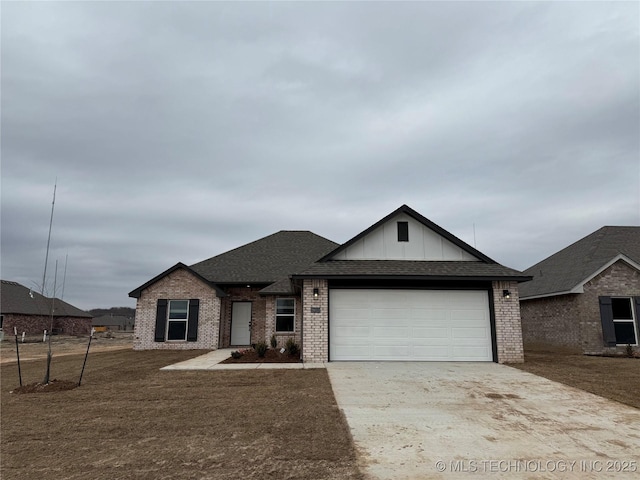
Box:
<box><xmin>130</xmin><ymin>205</ymin><xmax>530</xmax><ymax>363</ymax></box>
<box><xmin>0</xmin><ymin>280</ymin><xmax>93</xmax><ymax>336</ymax></box>
<box><xmin>519</xmin><ymin>227</ymin><xmax>640</xmax><ymax>355</ymax></box>
<box><xmin>92</xmin><ymin>315</ymin><xmax>135</xmax><ymax>332</ymax></box>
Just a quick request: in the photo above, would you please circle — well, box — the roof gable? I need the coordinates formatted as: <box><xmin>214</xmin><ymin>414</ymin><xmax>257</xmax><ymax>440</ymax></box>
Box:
<box><xmin>321</xmin><ymin>205</ymin><xmax>494</xmax><ymax>263</ymax></box>
<box><xmin>520</xmin><ymin>226</ymin><xmax>640</xmax><ymax>299</ymax></box>
<box><xmin>128</xmin><ymin>263</ymin><xmax>226</xmax><ymax>299</ymax></box>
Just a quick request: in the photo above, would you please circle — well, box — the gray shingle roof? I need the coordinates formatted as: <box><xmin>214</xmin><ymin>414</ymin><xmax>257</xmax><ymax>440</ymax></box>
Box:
<box><xmin>190</xmin><ymin>231</ymin><xmax>339</xmax><ymax>284</ymax></box>
<box><xmin>258</xmin><ymin>277</ymin><xmax>296</xmax><ymax>295</ymax></box>
<box><xmin>0</xmin><ymin>280</ymin><xmax>92</xmax><ymax>318</ymax></box>
<box><xmin>294</xmin><ymin>260</ymin><xmax>529</xmax><ymax>280</ymax></box>
<box><xmin>519</xmin><ymin>226</ymin><xmax>640</xmax><ymax>299</ymax></box>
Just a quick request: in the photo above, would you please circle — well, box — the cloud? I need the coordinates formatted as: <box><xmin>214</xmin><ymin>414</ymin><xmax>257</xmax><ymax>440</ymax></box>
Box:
<box><xmin>1</xmin><ymin>1</ymin><xmax>638</xmax><ymax>309</ymax></box>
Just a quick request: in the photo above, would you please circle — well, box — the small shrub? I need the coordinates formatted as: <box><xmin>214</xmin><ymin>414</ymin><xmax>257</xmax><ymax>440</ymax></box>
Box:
<box><xmin>285</xmin><ymin>338</ymin><xmax>299</xmax><ymax>356</ymax></box>
<box><xmin>270</xmin><ymin>334</ymin><xmax>277</xmax><ymax>349</ymax></box>
<box><xmin>626</xmin><ymin>344</ymin><xmax>634</xmax><ymax>358</ymax></box>
<box><xmin>255</xmin><ymin>341</ymin><xmax>268</xmax><ymax>358</ymax></box>
<box><xmin>230</xmin><ymin>350</ymin><xmax>243</xmax><ymax>359</ymax></box>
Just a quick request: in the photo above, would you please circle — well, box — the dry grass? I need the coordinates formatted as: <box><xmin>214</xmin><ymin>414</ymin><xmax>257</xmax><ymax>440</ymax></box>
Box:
<box><xmin>1</xmin><ymin>349</ymin><xmax>362</xmax><ymax>480</ymax></box>
<box><xmin>511</xmin><ymin>347</ymin><xmax>640</xmax><ymax>409</ymax></box>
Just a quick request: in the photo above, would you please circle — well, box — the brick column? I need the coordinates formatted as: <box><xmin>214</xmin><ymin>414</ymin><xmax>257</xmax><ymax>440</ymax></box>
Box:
<box><xmin>302</xmin><ymin>279</ymin><xmax>329</xmax><ymax>363</ymax></box>
<box><xmin>492</xmin><ymin>280</ymin><xmax>524</xmax><ymax>363</ymax></box>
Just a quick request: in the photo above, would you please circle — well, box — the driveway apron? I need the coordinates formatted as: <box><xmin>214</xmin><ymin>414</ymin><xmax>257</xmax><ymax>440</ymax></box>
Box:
<box><xmin>327</xmin><ymin>362</ymin><xmax>640</xmax><ymax>479</ymax></box>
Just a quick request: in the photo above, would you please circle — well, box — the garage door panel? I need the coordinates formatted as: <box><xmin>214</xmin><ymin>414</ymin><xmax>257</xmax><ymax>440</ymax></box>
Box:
<box><xmin>330</xmin><ymin>289</ymin><xmax>492</xmax><ymax>361</ymax></box>
<box><xmin>410</xmin><ymin>346</ymin><xmax>450</xmax><ymax>360</ymax></box>
<box><xmin>452</xmin><ymin>346</ymin><xmax>491</xmax><ymax>359</ymax></box>
<box><xmin>332</xmin><ymin>346</ymin><xmax>370</xmax><ymax>359</ymax></box>
<box><xmin>412</xmin><ymin>327</ymin><xmax>448</xmax><ymax>338</ymax></box>
<box><xmin>373</xmin><ymin>345</ymin><xmax>412</xmax><ymax>358</ymax></box>
<box><xmin>452</xmin><ymin>327</ymin><xmax>490</xmax><ymax>339</ymax></box>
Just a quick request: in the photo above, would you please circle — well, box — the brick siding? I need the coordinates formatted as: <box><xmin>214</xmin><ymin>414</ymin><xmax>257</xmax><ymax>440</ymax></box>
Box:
<box><xmin>219</xmin><ymin>287</ymin><xmax>267</xmax><ymax>347</ymax></box>
<box><xmin>302</xmin><ymin>279</ymin><xmax>328</xmax><ymax>363</ymax></box>
<box><xmin>264</xmin><ymin>295</ymin><xmax>302</xmax><ymax>350</ymax></box>
<box><xmin>520</xmin><ymin>260</ymin><xmax>640</xmax><ymax>355</ymax></box>
<box><xmin>133</xmin><ymin>268</ymin><xmax>221</xmax><ymax>350</ymax></box>
<box><xmin>520</xmin><ymin>295</ymin><xmax>582</xmax><ymax>351</ymax></box>
<box><xmin>2</xmin><ymin>313</ymin><xmax>91</xmax><ymax>336</ymax></box>
<box><xmin>492</xmin><ymin>281</ymin><xmax>525</xmax><ymax>363</ymax></box>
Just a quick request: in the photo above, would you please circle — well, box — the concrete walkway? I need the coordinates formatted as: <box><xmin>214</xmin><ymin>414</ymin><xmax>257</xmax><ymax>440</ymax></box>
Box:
<box><xmin>160</xmin><ymin>349</ymin><xmax>325</xmax><ymax>370</ymax></box>
<box><xmin>327</xmin><ymin>362</ymin><xmax>640</xmax><ymax>480</ymax></box>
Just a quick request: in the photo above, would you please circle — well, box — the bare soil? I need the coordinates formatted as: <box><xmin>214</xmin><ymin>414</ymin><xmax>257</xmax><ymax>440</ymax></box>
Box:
<box><xmin>1</xmin><ymin>349</ymin><xmax>362</xmax><ymax>480</ymax></box>
<box><xmin>511</xmin><ymin>347</ymin><xmax>640</xmax><ymax>409</ymax></box>
<box><xmin>221</xmin><ymin>348</ymin><xmax>301</xmax><ymax>363</ymax></box>
<box><xmin>0</xmin><ymin>333</ymin><xmax>132</xmax><ymax>364</ymax></box>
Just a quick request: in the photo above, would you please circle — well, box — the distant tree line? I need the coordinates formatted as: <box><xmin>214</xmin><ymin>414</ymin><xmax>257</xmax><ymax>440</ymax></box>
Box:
<box><xmin>87</xmin><ymin>307</ymin><xmax>135</xmax><ymax>319</ymax></box>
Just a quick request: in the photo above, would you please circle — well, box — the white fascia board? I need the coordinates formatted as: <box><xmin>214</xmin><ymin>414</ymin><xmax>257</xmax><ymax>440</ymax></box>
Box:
<box><xmin>520</xmin><ymin>290</ymin><xmax>577</xmax><ymax>301</ymax></box>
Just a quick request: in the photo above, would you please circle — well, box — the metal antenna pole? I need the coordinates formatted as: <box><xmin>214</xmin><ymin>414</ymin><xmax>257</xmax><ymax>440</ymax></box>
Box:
<box><xmin>61</xmin><ymin>252</ymin><xmax>68</xmax><ymax>300</ymax></box>
<box><xmin>41</xmin><ymin>181</ymin><xmax>57</xmax><ymax>295</ymax></box>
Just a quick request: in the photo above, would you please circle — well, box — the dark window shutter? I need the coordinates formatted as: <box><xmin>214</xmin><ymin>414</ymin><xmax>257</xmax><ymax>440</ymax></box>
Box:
<box><xmin>598</xmin><ymin>296</ymin><xmax>616</xmax><ymax>347</ymax></box>
<box><xmin>155</xmin><ymin>299</ymin><xmax>168</xmax><ymax>342</ymax></box>
<box><xmin>187</xmin><ymin>299</ymin><xmax>199</xmax><ymax>342</ymax></box>
<box><xmin>635</xmin><ymin>297</ymin><xmax>640</xmax><ymax>335</ymax></box>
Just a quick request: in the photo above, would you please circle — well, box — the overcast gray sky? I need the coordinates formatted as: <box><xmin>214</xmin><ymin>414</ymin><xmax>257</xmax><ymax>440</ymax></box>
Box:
<box><xmin>2</xmin><ymin>1</ymin><xmax>639</xmax><ymax>309</ymax></box>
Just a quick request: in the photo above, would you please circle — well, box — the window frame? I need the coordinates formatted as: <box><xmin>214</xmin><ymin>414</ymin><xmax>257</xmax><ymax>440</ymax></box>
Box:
<box><xmin>612</xmin><ymin>297</ymin><xmax>638</xmax><ymax>346</ymax></box>
<box><xmin>167</xmin><ymin>299</ymin><xmax>189</xmax><ymax>341</ymax></box>
<box><xmin>275</xmin><ymin>298</ymin><xmax>295</xmax><ymax>333</ymax></box>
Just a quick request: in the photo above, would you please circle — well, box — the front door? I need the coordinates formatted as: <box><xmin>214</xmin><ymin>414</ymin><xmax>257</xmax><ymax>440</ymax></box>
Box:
<box><xmin>231</xmin><ymin>302</ymin><xmax>251</xmax><ymax>345</ymax></box>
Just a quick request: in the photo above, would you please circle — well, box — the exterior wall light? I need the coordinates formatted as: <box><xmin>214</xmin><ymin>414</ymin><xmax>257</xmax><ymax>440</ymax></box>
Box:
<box><xmin>313</xmin><ymin>288</ymin><xmax>319</xmax><ymax>298</ymax></box>
<box><xmin>503</xmin><ymin>289</ymin><xmax>511</xmax><ymax>299</ymax></box>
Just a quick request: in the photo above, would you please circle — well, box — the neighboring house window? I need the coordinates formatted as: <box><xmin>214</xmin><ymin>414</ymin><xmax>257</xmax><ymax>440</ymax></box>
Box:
<box><xmin>154</xmin><ymin>299</ymin><xmax>200</xmax><ymax>342</ymax></box>
<box><xmin>276</xmin><ymin>298</ymin><xmax>295</xmax><ymax>332</ymax></box>
<box><xmin>611</xmin><ymin>297</ymin><xmax>638</xmax><ymax>345</ymax></box>
<box><xmin>397</xmin><ymin>221</ymin><xmax>409</xmax><ymax>242</ymax></box>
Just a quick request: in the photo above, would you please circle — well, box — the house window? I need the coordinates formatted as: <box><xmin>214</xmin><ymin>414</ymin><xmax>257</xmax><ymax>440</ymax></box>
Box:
<box><xmin>276</xmin><ymin>298</ymin><xmax>295</xmax><ymax>332</ymax></box>
<box><xmin>167</xmin><ymin>300</ymin><xmax>189</xmax><ymax>341</ymax></box>
<box><xmin>612</xmin><ymin>297</ymin><xmax>638</xmax><ymax>345</ymax></box>
<box><xmin>0</xmin><ymin>314</ymin><xmax>3</xmax><ymax>331</ymax></box>
<box><xmin>397</xmin><ymin>221</ymin><xmax>409</xmax><ymax>242</ymax></box>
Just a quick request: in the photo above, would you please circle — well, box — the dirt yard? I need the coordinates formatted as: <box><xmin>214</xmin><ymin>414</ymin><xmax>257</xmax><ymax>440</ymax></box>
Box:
<box><xmin>0</xmin><ymin>333</ymin><xmax>132</xmax><ymax>364</ymax></box>
<box><xmin>511</xmin><ymin>347</ymin><xmax>640</xmax><ymax>409</ymax></box>
<box><xmin>1</xmin><ymin>349</ymin><xmax>362</xmax><ymax>480</ymax></box>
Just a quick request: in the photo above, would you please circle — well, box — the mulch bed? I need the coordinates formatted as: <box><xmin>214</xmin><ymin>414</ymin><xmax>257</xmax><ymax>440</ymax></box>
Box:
<box><xmin>221</xmin><ymin>348</ymin><xmax>301</xmax><ymax>363</ymax></box>
<box><xmin>11</xmin><ymin>379</ymin><xmax>78</xmax><ymax>394</ymax></box>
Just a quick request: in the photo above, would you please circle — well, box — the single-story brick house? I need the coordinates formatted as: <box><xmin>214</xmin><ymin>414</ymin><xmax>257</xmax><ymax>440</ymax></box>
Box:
<box><xmin>92</xmin><ymin>315</ymin><xmax>135</xmax><ymax>332</ymax></box>
<box><xmin>0</xmin><ymin>280</ymin><xmax>93</xmax><ymax>336</ymax></box>
<box><xmin>130</xmin><ymin>205</ymin><xmax>530</xmax><ymax>363</ymax></box>
<box><xmin>519</xmin><ymin>226</ymin><xmax>640</xmax><ymax>354</ymax></box>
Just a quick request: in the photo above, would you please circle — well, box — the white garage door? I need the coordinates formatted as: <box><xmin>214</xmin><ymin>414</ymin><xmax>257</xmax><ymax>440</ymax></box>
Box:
<box><xmin>329</xmin><ymin>289</ymin><xmax>493</xmax><ymax>361</ymax></box>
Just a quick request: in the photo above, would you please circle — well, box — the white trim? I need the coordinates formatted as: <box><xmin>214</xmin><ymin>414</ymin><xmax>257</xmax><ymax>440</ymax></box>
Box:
<box><xmin>612</xmin><ymin>297</ymin><xmax>639</xmax><ymax>346</ymax></box>
<box><xmin>520</xmin><ymin>254</ymin><xmax>640</xmax><ymax>300</ymax></box>
<box><xmin>520</xmin><ymin>290</ymin><xmax>578</xmax><ymax>301</ymax></box>
<box><xmin>167</xmin><ymin>299</ymin><xmax>189</xmax><ymax>341</ymax></box>
<box><xmin>275</xmin><ymin>297</ymin><xmax>295</xmax><ymax>333</ymax></box>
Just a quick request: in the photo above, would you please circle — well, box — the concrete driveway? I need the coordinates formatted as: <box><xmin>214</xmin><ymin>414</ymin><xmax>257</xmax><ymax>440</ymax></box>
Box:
<box><xmin>327</xmin><ymin>362</ymin><xmax>640</xmax><ymax>479</ymax></box>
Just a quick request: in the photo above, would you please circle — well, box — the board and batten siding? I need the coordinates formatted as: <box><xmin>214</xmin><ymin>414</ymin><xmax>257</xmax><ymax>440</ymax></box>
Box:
<box><xmin>331</xmin><ymin>213</ymin><xmax>478</xmax><ymax>261</ymax></box>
